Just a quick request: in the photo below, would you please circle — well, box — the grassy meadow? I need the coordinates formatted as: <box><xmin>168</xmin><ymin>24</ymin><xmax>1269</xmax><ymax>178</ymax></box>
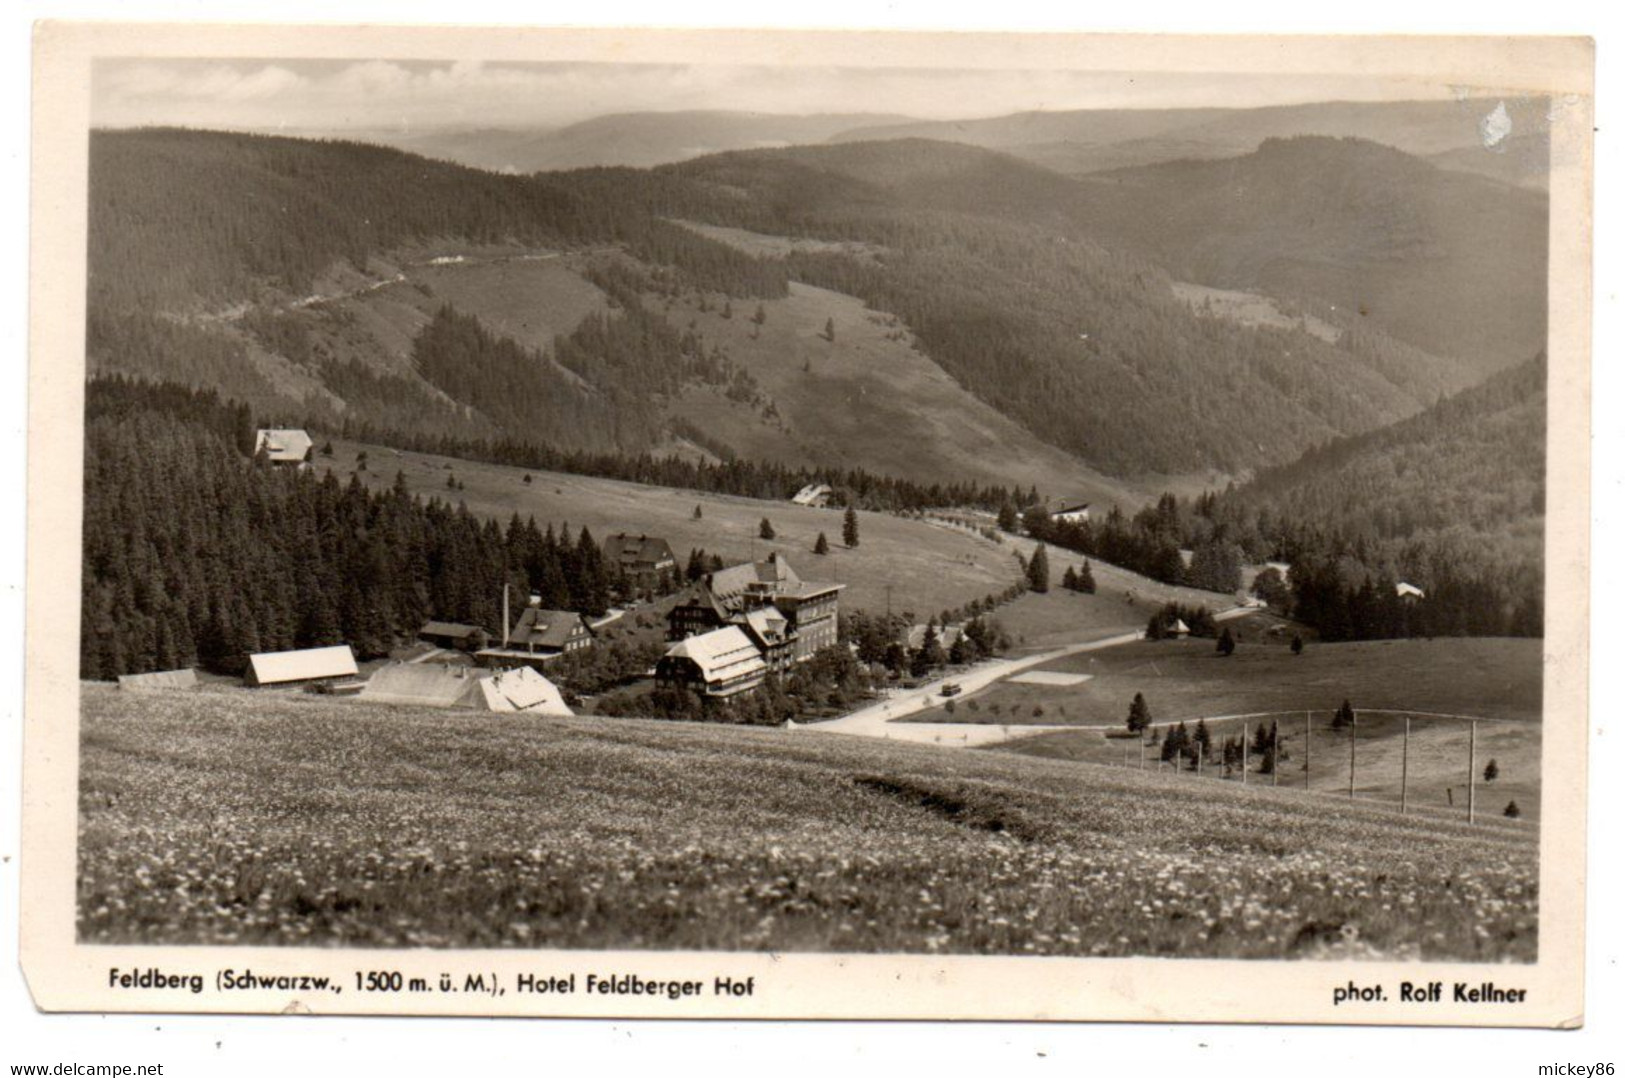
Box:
<box><xmin>317</xmin><ymin>441</ymin><xmax>1027</xmax><ymax>617</ymax></box>
<box><xmin>79</xmin><ymin>684</ymin><xmax>1536</xmax><ymax>960</ymax></box>
<box><xmin>911</xmin><ymin>637</ymin><xmax>1543</xmax><ymax>726</ymax></box>
<box><xmin>973</xmin><ymin>636</ymin><xmax>1544</xmax><ymax>821</ymax></box>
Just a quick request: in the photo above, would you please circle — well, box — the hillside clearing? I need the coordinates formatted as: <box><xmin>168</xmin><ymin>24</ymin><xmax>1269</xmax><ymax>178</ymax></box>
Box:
<box><xmin>317</xmin><ymin>441</ymin><xmax>1023</xmax><ymax>616</ymax></box>
<box><xmin>79</xmin><ymin>685</ymin><xmax>1536</xmax><ymax>960</ymax></box>
<box><xmin>661</xmin><ymin>280</ymin><xmax>1132</xmax><ymax>502</ymax></box>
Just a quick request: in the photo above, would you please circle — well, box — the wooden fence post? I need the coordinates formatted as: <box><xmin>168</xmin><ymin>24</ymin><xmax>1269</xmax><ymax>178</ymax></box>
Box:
<box><xmin>1401</xmin><ymin>715</ymin><xmax>1410</xmax><ymax>814</ymax></box>
<box><xmin>1348</xmin><ymin>707</ymin><xmax>1357</xmax><ymax>800</ymax></box>
<box><xmin>1272</xmin><ymin>720</ymin><xmax>1279</xmax><ymax>787</ymax></box>
<box><xmin>1305</xmin><ymin>711</ymin><xmax>1311</xmax><ymax>791</ymax></box>
<box><xmin>1242</xmin><ymin>720</ymin><xmax>1248</xmax><ymax>786</ymax></box>
<box><xmin>1468</xmin><ymin>720</ymin><xmax>1477</xmax><ymax>825</ymax></box>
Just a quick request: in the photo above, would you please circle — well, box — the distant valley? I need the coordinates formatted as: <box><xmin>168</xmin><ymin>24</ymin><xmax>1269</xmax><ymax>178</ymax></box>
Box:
<box><xmin>85</xmin><ymin>116</ymin><xmax>1546</xmax><ymax>533</ymax></box>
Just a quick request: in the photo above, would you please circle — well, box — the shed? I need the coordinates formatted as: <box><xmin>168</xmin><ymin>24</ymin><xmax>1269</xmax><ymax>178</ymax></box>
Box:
<box><xmin>245</xmin><ymin>645</ymin><xmax>358</xmax><ymax>687</ymax></box>
<box><xmin>253</xmin><ymin>428</ymin><xmax>315</xmax><ymax>466</ymax></box>
<box><xmin>117</xmin><ymin>668</ymin><xmax>198</xmax><ymax>692</ymax></box>
<box><xmin>418</xmin><ymin>620</ymin><xmax>488</xmax><ymax>651</ymax></box>
<box><xmin>792</xmin><ymin>483</ymin><xmax>834</xmax><ymax>507</ymax></box>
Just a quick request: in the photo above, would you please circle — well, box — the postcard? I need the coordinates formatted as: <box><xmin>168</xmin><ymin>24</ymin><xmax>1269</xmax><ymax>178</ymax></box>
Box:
<box><xmin>23</xmin><ymin>23</ymin><xmax>1593</xmax><ymax>1025</ymax></box>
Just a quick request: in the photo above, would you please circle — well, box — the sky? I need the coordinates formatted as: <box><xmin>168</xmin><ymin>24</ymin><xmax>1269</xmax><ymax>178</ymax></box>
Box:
<box><xmin>91</xmin><ymin>57</ymin><xmax>1467</xmax><ymax>133</ymax></box>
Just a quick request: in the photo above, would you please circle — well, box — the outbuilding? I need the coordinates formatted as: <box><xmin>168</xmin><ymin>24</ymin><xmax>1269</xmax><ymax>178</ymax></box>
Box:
<box><xmin>117</xmin><ymin>668</ymin><xmax>198</xmax><ymax>692</ymax></box>
<box><xmin>253</xmin><ymin>428</ymin><xmax>315</xmax><ymax>467</ymax></box>
<box><xmin>244</xmin><ymin>645</ymin><xmax>358</xmax><ymax>688</ymax></box>
<box><xmin>418</xmin><ymin>621</ymin><xmax>489</xmax><ymax>651</ymax></box>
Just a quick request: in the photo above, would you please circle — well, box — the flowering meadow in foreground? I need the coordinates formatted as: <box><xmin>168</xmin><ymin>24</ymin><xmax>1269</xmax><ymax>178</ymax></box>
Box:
<box><xmin>78</xmin><ymin>685</ymin><xmax>1537</xmax><ymax>960</ymax></box>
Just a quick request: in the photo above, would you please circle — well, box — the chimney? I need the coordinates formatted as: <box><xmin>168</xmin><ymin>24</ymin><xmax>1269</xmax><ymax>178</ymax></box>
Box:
<box><xmin>502</xmin><ymin>583</ymin><xmax>510</xmax><ymax>647</ymax></box>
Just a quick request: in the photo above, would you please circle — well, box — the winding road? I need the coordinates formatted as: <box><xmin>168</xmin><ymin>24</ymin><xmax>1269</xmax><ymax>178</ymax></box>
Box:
<box><xmin>805</xmin><ymin>607</ymin><xmax>1258</xmax><ymax>748</ymax></box>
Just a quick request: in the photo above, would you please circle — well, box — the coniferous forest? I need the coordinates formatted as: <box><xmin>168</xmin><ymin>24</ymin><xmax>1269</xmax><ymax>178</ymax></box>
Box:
<box><xmin>82</xmin><ymin>379</ymin><xmax>623</xmax><ymax>680</ymax></box>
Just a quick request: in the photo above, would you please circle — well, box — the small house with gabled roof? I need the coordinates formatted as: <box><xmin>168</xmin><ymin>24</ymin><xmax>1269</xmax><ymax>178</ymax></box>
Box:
<box><xmin>476</xmin><ymin>599</ymin><xmax>593</xmax><ymax>669</ymax></box>
<box><xmin>254</xmin><ymin>428</ymin><xmax>315</xmax><ymax>467</ymax></box>
<box><xmin>602</xmin><ymin>533</ymin><xmax>678</xmax><ymax>582</ymax></box>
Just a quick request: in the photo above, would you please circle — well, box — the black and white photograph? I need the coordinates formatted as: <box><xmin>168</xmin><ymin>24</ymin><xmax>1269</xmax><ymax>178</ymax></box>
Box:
<box><xmin>19</xmin><ymin>24</ymin><xmax>1593</xmax><ymax>1026</ymax></box>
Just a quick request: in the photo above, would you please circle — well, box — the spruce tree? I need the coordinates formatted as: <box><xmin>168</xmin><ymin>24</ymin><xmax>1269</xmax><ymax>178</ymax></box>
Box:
<box><xmin>814</xmin><ymin>531</ymin><xmax>830</xmax><ymax>555</ymax></box>
<box><xmin>759</xmin><ymin>517</ymin><xmax>776</xmax><ymax>540</ymax></box>
<box><xmin>1291</xmin><ymin>634</ymin><xmax>1304</xmax><ymax>655</ymax></box>
<box><xmin>843</xmin><ymin>505</ymin><xmax>860</xmax><ymax>548</ymax></box>
<box><xmin>1078</xmin><ymin>559</ymin><xmax>1096</xmax><ymax>594</ymax></box>
<box><xmin>1216</xmin><ymin>626</ymin><xmax>1236</xmax><ymax>656</ymax></box>
<box><xmin>1484</xmin><ymin>758</ymin><xmax>1499</xmax><ymax>783</ymax></box>
<box><xmin>1061</xmin><ymin>565</ymin><xmax>1079</xmax><ymax>591</ymax></box>
<box><xmin>1027</xmin><ymin>543</ymin><xmax>1050</xmax><ymax>593</ymax></box>
<box><xmin>1126</xmin><ymin>691</ymin><xmax>1151</xmax><ymax>734</ymax></box>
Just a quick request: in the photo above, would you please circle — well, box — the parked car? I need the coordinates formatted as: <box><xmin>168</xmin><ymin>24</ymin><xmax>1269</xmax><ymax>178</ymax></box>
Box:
<box><xmin>940</xmin><ymin>682</ymin><xmax>962</xmax><ymax>697</ymax></box>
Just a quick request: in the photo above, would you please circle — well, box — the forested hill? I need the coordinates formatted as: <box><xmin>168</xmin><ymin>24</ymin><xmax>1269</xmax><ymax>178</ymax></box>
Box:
<box><xmin>1217</xmin><ymin>352</ymin><xmax>1546</xmax><ymax>552</ymax></box>
<box><xmin>1066</xmin><ymin>137</ymin><xmax>1548</xmax><ymax>374</ymax></box>
<box><xmin>675</xmin><ymin>136</ymin><xmax>1543</xmax><ymax>379</ymax></box>
<box><xmin>87</xmin><ymin>128</ymin><xmax>1530</xmax><ymax>481</ymax></box>
<box><xmin>88</xmin><ymin>127</ymin><xmax>789</xmax><ymax>314</ymax></box>
<box><xmin>563</xmin><ymin>139</ymin><xmax>1491</xmax><ymax>473</ymax></box>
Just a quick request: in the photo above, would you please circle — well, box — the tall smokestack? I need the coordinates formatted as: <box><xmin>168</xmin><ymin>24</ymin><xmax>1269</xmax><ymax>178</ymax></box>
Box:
<box><xmin>502</xmin><ymin>583</ymin><xmax>510</xmax><ymax>647</ymax></box>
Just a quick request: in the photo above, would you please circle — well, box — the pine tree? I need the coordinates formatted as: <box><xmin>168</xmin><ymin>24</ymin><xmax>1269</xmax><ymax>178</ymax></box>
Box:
<box><xmin>1483</xmin><ymin>758</ymin><xmax>1499</xmax><ymax>783</ymax></box>
<box><xmin>1504</xmin><ymin>800</ymin><xmax>1521</xmax><ymax>819</ymax></box>
<box><xmin>823</xmin><ymin>316</ymin><xmax>835</xmax><ymax>341</ymax></box>
<box><xmin>1078</xmin><ymin>559</ymin><xmax>1096</xmax><ymax>594</ymax></box>
<box><xmin>1027</xmin><ymin>543</ymin><xmax>1050</xmax><ymax>593</ymax></box>
<box><xmin>759</xmin><ymin>517</ymin><xmax>776</xmax><ymax>540</ymax></box>
<box><xmin>814</xmin><ymin>531</ymin><xmax>830</xmax><ymax>555</ymax></box>
<box><xmin>1216</xmin><ymin>627</ymin><xmax>1236</xmax><ymax>656</ymax></box>
<box><xmin>1061</xmin><ymin>565</ymin><xmax>1079</xmax><ymax>591</ymax></box>
<box><xmin>1126</xmin><ymin>691</ymin><xmax>1151</xmax><ymax>735</ymax></box>
<box><xmin>843</xmin><ymin>505</ymin><xmax>860</xmax><ymax>548</ymax></box>
<box><xmin>1291</xmin><ymin>634</ymin><xmax>1304</xmax><ymax>655</ymax></box>
<box><xmin>997</xmin><ymin>502</ymin><xmax>1019</xmax><ymax>532</ymax></box>
<box><xmin>693</xmin><ymin>504</ymin><xmax>703</xmax><ymax>520</ymax></box>
<box><xmin>752</xmin><ymin>303</ymin><xmax>766</xmax><ymax>326</ymax></box>
<box><xmin>1194</xmin><ymin>717</ymin><xmax>1212</xmax><ymax>759</ymax></box>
